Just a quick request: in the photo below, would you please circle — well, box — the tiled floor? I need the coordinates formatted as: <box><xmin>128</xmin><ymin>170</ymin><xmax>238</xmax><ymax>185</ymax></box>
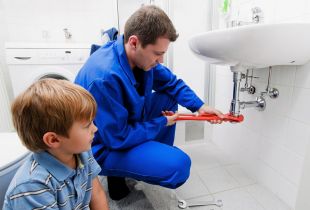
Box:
<box><xmin>175</xmin><ymin>142</ymin><xmax>292</xmax><ymax>210</ymax></box>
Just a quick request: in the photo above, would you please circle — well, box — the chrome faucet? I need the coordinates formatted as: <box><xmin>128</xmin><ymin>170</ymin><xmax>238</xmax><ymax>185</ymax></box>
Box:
<box><xmin>252</xmin><ymin>7</ymin><xmax>263</xmax><ymax>23</ymax></box>
<box><xmin>229</xmin><ymin>7</ymin><xmax>264</xmax><ymax>27</ymax></box>
<box><xmin>63</xmin><ymin>28</ymin><xmax>72</xmax><ymax>40</ymax></box>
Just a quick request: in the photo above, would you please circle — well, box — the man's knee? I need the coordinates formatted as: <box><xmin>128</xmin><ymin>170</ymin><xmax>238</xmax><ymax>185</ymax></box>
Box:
<box><xmin>159</xmin><ymin>149</ymin><xmax>191</xmax><ymax>189</ymax></box>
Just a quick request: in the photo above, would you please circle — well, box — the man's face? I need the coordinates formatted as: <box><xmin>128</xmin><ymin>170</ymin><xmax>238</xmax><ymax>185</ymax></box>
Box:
<box><xmin>134</xmin><ymin>37</ymin><xmax>170</xmax><ymax>71</ymax></box>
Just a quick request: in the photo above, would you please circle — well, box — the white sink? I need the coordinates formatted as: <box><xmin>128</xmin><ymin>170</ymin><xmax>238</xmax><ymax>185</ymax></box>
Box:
<box><xmin>189</xmin><ymin>23</ymin><xmax>310</xmax><ymax>71</ymax></box>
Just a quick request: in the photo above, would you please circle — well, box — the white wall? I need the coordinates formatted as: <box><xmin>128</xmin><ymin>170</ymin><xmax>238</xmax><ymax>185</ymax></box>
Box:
<box><xmin>117</xmin><ymin>0</ymin><xmax>151</xmax><ymax>34</ymax></box>
<box><xmin>0</xmin><ymin>0</ymin><xmax>118</xmax><ymax>131</ymax></box>
<box><xmin>170</xmin><ymin>0</ymin><xmax>209</xmax><ymax>100</ymax></box>
<box><xmin>170</xmin><ymin>0</ymin><xmax>213</xmax><ymax>144</ymax></box>
<box><xmin>0</xmin><ymin>0</ymin><xmax>13</xmax><ymax>132</ymax></box>
<box><xmin>212</xmin><ymin>0</ymin><xmax>310</xmax><ymax>208</ymax></box>
<box><xmin>2</xmin><ymin>0</ymin><xmax>118</xmax><ymax>44</ymax></box>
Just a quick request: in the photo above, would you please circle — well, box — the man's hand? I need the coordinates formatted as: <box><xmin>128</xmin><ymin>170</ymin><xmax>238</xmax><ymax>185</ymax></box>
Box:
<box><xmin>198</xmin><ymin>104</ymin><xmax>224</xmax><ymax>124</ymax></box>
<box><xmin>162</xmin><ymin>111</ymin><xmax>179</xmax><ymax>126</ymax></box>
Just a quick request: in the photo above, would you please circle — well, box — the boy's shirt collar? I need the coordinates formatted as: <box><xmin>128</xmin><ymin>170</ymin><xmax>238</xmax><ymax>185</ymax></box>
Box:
<box><xmin>33</xmin><ymin>151</ymin><xmax>87</xmax><ymax>181</ymax></box>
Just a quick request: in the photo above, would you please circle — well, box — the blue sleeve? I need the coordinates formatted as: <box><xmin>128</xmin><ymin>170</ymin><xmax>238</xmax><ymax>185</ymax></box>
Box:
<box><xmin>3</xmin><ymin>183</ymin><xmax>57</xmax><ymax>210</ymax></box>
<box><xmin>89</xmin><ymin>79</ymin><xmax>167</xmax><ymax>150</ymax></box>
<box><xmin>153</xmin><ymin>64</ymin><xmax>204</xmax><ymax>112</ymax></box>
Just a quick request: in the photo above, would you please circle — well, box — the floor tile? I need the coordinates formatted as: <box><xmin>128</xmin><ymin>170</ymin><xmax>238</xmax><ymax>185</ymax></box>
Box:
<box><xmin>198</xmin><ymin>167</ymin><xmax>239</xmax><ymax>194</ymax></box>
<box><xmin>182</xmin><ymin>143</ymin><xmax>221</xmax><ymax>171</ymax></box>
<box><xmin>213</xmin><ymin>188</ymin><xmax>265</xmax><ymax>210</ymax></box>
<box><xmin>224</xmin><ymin>164</ymin><xmax>256</xmax><ymax>186</ymax></box>
<box><xmin>244</xmin><ymin>184</ymin><xmax>292</xmax><ymax>210</ymax></box>
<box><xmin>176</xmin><ymin>169</ymin><xmax>210</xmax><ymax>200</ymax></box>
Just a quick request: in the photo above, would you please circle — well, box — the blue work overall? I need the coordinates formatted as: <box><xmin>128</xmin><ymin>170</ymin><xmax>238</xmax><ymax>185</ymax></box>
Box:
<box><xmin>75</xmin><ymin>35</ymin><xmax>204</xmax><ymax>189</ymax></box>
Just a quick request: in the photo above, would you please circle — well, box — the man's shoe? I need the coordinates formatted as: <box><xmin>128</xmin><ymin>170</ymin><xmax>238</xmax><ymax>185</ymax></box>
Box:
<box><xmin>107</xmin><ymin>176</ymin><xmax>130</xmax><ymax>200</ymax></box>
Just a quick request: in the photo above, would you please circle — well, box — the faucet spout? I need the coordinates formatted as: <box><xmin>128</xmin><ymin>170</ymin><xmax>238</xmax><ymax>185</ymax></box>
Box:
<box><xmin>63</xmin><ymin>28</ymin><xmax>72</xmax><ymax>40</ymax></box>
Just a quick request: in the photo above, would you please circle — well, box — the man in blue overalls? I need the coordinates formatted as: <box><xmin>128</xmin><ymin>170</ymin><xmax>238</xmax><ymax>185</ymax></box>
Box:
<box><xmin>75</xmin><ymin>5</ymin><xmax>223</xmax><ymax>200</ymax></box>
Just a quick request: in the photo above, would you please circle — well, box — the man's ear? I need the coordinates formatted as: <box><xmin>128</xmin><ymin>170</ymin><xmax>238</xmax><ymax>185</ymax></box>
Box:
<box><xmin>128</xmin><ymin>35</ymin><xmax>139</xmax><ymax>50</ymax></box>
<box><xmin>43</xmin><ymin>132</ymin><xmax>61</xmax><ymax>149</ymax></box>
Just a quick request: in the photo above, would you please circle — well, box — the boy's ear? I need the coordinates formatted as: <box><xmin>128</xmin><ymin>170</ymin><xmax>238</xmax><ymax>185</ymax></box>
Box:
<box><xmin>43</xmin><ymin>132</ymin><xmax>61</xmax><ymax>149</ymax></box>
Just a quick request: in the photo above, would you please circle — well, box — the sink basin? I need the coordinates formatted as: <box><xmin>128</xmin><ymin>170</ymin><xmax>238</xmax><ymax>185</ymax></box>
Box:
<box><xmin>188</xmin><ymin>23</ymin><xmax>310</xmax><ymax>71</ymax></box>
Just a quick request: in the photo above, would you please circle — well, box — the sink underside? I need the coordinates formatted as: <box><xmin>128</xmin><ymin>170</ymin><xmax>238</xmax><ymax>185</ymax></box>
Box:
<box><xmin>189</xmin><ymin>23</ymin><xmax>310</xmax><ymax>69</ymax></box>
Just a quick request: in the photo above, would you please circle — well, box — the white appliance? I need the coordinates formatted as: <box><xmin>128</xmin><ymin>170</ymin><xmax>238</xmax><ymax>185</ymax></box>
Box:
<box><xmin>0</xmin><ymin>132</ymin><xmax>30</xmax><ymax>208</ymax></box>
<box><xmin>5</xmin><ymin>43</ymin><xmax>90</xmax><ymax>97</ymax></box>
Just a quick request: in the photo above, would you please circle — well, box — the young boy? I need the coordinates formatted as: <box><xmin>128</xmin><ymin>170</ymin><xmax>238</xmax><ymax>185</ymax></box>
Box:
<box><xmin>3</xmin><ymin>79</ymin><xmax>109</xmax><ymax>210</ymax></box>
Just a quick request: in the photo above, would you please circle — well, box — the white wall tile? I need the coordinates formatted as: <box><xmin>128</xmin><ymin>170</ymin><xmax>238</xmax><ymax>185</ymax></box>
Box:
<box><xmin>259</xmin><ymin>137</ymin><xmax>304</xmax><ymax>185</ymax></box>
<box><xmin>241</xmin><ymin>108</ymin><xmax>264</xmax><ymax>133</ymax></box>
<box><xmin>274</xmin><ymin>0</ymin><xmax>308</xmax><ymax>21</ymax></box>
<box><xmin>270</xmin><ymin>66</ymin><xmax>296</xmax><ymax>87</ymax></box>
<box><xmin>295</xmin><ymin>61</ymin><xmax>310</xmax><ymax>89</ymax></box>
<box><xmin>2</xmin><ymin>0</ymin><xmax>118</xmax><ymax>43</ymax></box>
<box><xmin>281</xmin><ymin>14</ymin><xmax>310</xmax><ymax>23</ymax></box>
<box><xmin>256</xmin><ymin>161</ymin><xmax>298</xmax><ymax>208</ymax></box>
<box><xmin>259</xmin><ymin>113</ymin><xmax>289</xmax><ymax>140</ymax></box>
<box><xmin>214</xmin><ymin>93</ymin><xmax>231</xmax><ymax>113</ymax></box>
<box><xmin>284</xmin><ymin>119</ymin><xmax>310</xmax><ymax>157</ymax></box>
<box><xmin>263</xmin><ymin>85</ymin><xmax>294</xmax><ymax>117</ymax></box>
<box><xmin>172</xmin><ymin>0</ymin><xmax>210</xmax><ymax>100</ymax></box>
<box><xmin>215</xmin><ymin>74</ymin><xmax>233</xmax><ymax>99</ymax></box>
<box><xmin>254</xmin><ymin>67</ymin><xmax>269</xmax><ymax>84</ymax></box>
<box><xmin>289</xmin><ymin>87</ymin><xmax>310</xmax><ymax>124</ymax></box>
<box><xmin>216</xmin><ymin>65</ymin><xmax>232</xmax><ymax>77</ymax></box>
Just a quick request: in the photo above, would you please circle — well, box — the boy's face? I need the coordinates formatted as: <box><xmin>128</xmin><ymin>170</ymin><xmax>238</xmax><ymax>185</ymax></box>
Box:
<box><xmin>59</xmin><ymin>120</ymin><xmax>98</xmax><ymax>154</ymax></box>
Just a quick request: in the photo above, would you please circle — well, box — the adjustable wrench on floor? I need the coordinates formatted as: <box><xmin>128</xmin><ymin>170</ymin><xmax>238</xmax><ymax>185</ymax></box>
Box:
<box><xmin>178</xmin><ymin>199</ymin><xmax>223</xmax><ymax>209</ymax></box>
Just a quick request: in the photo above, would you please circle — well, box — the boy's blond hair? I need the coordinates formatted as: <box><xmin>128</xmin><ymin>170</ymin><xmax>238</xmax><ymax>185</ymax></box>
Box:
<box><xmin>11</xmin><ymin>79</ymin><xmax>97</xmax><ymax>152</ymax></box>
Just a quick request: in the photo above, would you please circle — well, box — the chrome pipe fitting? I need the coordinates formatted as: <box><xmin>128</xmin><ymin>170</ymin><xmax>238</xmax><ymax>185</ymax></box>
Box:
<box><xmin>230</xmin><ymin>72</ymin><xmax>266</xmax><ymax>116</ymax></box>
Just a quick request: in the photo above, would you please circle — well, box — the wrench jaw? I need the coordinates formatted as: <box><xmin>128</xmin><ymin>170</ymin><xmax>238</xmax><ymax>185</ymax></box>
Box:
<box><xmin>214</xmin><ymin>199</ymin><xmax>223</xmax><ymax>207</ymax></box>
<box><xmin>178</xmin><ymin>200</ymin><xmax>187</xmax><ymax>209</ymax></box>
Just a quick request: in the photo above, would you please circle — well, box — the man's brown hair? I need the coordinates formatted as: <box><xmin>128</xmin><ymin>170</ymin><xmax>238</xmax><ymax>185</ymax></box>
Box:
<box><xmin>124</xmin><ymin>5</ymin><xmax>178</xmax><ymax>47</ymax></box>
<box><xmin>11</xmin><ymin>79</ymin><xmax>97</xmax><ymax>152</ymax></box>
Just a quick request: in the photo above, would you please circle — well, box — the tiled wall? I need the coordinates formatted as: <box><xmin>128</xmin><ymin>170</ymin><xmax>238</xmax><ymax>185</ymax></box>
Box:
<box><xmin>212</xmin><ymin>0</ymin><xmax>310</xmax><ymax>208</ymax></box>
<box><xmin>171</xmin><ymin>0</ymin><xmax>213</xmax><ymax>144</ymax></box>
<box><xmin>2</xmin><ymin>0</ymin><xmax>118</xmax><ymax>44</ymax></box>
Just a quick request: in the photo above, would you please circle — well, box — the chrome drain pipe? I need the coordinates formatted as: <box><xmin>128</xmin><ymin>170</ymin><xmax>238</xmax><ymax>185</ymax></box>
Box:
<box><xmin>230</xmin><ymin>72</ymin><xmax>266</xmax><ymax>116</ymax></box>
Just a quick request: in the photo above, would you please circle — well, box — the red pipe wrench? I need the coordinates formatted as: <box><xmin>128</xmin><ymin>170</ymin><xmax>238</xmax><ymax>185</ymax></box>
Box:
<box><xmin>164</xmin><ymin>113</ymin><xmax>244</xmax><ymax>123</ymax></box>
